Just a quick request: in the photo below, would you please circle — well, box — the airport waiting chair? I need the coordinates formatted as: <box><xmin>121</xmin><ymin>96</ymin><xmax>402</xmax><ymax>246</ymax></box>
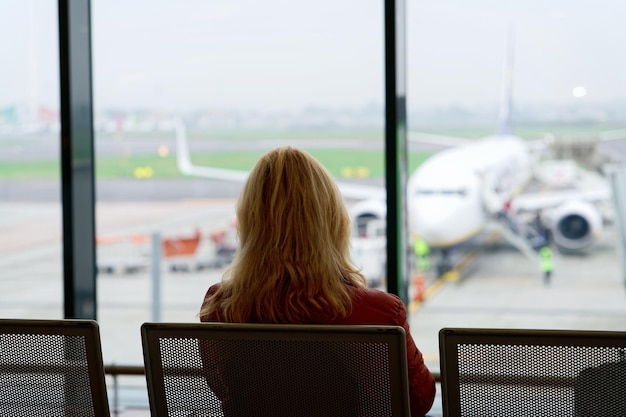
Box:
<box><xmin>141</xmin><ymin>322</ymin><xmax>411</xmax><ymax>416</ymax></box>
<box><xmin>439</xmin><ymin>327</ymin><xmax>626</xmax><ymax>417</ymax></box>
<box><xmin>0</xmin><ymin>318</ymin><xmax>110</xmax><ymax>417</ymax></box>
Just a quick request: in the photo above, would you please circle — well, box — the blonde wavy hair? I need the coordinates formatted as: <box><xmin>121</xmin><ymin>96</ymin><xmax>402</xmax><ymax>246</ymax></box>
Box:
<box><xmin>200</xmin><ymin>146</ymin><xmax>366</xmax><ymax>323</ymax></box>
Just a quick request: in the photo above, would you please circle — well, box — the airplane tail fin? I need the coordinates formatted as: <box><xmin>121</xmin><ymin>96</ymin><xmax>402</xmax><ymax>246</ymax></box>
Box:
<box><xmin>174</xmin><ymin>118</ymin><xmax>193</xmax><ymax>176</ymax></box>
<box><xmin>172</xmin><ymin>118</ymin><xmax>249</xmax><ymax>182</ymax></box>
<box><xmin>496</xmin><ymin>23</ymin><xmax>515</xmax><ymax>136</ymax></box>
<box><xmin>172</xmin><ymin>118</ymin><xmax>384</xmax><ymax>199</ymax></box>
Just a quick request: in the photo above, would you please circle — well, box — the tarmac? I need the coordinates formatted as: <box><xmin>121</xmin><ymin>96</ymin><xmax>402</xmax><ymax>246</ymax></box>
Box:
<box><xmin>2</xmin><ymin>198</ymin><xmax>626</xmax><ymax>416</ymax></box>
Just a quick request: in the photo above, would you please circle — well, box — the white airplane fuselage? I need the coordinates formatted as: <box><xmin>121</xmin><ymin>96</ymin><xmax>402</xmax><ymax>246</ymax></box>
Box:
<box><xmin>407</xmin><ymin>134</ymin><xmax>532</xmax><ymax>248</ymax></box>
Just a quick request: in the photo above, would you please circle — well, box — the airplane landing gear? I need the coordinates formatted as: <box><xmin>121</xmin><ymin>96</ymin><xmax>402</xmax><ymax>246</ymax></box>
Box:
<box><xmin>436</xmin><ymin>249</ymin><xmax>454</xmax><ymax>278</ymax></box>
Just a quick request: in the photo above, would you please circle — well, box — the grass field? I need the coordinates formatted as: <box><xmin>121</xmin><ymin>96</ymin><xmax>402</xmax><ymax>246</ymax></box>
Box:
<box><xmin>2</xmin><ymin>122</ymin><xmax>621</xmax><ymax>180</ymax></box>
<box><xmin>0</xmin><ymin>148</ymin><xmax>433</xmax><ymax>180</ymax></box>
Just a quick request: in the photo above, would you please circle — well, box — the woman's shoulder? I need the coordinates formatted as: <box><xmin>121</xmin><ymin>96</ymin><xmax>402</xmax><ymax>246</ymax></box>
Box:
<box><xmin>206</xmin><ymin>282</ymin><xmax>221</xmax><ymax>296</ymax></box>
<box><xmin>200</xmin><ymin>283</ymin><xmax>223</xmax><ymax>322</ymax></box>
<box><xmin>337</xmin><ymin>285</ymin><xmax>406</xmax><ymax>326</ymax></box>
<box><xmin>347</xmin><ymin>285</ymin><xmax>403</xmax><ymax>305</ymax></box>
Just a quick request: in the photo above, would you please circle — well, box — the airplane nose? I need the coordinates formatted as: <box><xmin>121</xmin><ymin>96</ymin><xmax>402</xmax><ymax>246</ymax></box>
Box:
<box><xmin>411</xmin><ymin>197</ymin><xmax>483</xmax><ymax>248</ymax></box>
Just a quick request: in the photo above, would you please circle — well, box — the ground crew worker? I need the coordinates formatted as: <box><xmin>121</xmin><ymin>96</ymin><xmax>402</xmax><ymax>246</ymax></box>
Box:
<box><xmin>414</xmin><ymin>237</ymin><xmax>430</xmax><ymax>272</ymax></box>
<box><xmin>540</xmin><ymin>246</ymin><xmax>553</xmax><ymax>285</ymax></box>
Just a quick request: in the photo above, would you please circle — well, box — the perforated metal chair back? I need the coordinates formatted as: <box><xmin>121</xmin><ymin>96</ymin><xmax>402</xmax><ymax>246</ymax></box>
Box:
<box><xmin>141</xmin><ymin>322</ymin><xmax>411</xmax><ymax>417</ymax></box>
<box><xmin>439</xmin><ymin>327</ymin><xmax>626</xmax><ymax>417</ymax></box>
<box><xmin>0</xmin><ymin>318</ymin><xmax>110</xmax><ymax>417</ymax></box>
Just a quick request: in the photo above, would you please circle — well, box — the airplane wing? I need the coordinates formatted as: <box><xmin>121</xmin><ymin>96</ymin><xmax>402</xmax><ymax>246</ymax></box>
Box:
<box><xmin>407</xmin><ymin>131</ymin><xmax>476</xmax><ymax>149</ymax></box>
<box><xmin>174</xmin><ymin>120</ymin><xmax>386</xmax><ymax>201</ymax></box>
<box><xmin>408</xmin><ymin>130</ymin><xmax>551</xmax><ymax>161</ymax></box>
<box><xmin>511</xmin><ymin>187</ymin><xmax>611</xmax><ymax>213</ymax></box>
<box><xmin>513</xmin><ymin>158</ymin><xmax>611</xmax><ymax>214</ymax></box>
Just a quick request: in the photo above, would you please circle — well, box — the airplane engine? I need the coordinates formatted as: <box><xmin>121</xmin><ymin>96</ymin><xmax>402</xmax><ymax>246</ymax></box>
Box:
<box><xmin>348</xmin><ymin>199</ymin><xmax>386</xmax><ymax>237</ymax></box>
<box><xmin>549</xmin><ymin>200</ymin><xmax>603</xmax><ymax>251</ymax></box>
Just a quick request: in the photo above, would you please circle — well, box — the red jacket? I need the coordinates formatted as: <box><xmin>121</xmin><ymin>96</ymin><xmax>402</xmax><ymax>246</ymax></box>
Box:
<box><xmin>201</xmin><ymin>284</ymin><xmax>436</xmax><ymax>416</ymax></box>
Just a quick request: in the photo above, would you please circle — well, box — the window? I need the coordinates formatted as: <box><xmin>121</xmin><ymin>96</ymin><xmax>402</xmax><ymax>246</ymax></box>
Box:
<box><xmin>0</xmin><ymin>1</ymin><xmax>62</xmax><ymax>319</ymax></box>
<box><xmin>92</xmin><ymin>0</ymin><xmax>386</xmax><ymax>365</ymax></box>
<box><xmin>406</xmin><ymin>1</ymin><xmax>626</xmax><ymax>374</ymax></box>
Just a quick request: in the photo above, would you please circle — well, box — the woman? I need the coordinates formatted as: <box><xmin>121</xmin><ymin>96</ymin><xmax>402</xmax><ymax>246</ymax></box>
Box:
<box><xmin>200</xmin><ymin>146</ymin><xmax>436</xmax><ymax>416</ymax></box>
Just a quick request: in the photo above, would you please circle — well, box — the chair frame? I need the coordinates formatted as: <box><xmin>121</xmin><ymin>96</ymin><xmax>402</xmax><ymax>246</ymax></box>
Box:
<box><xmin>142</xmin><ymin>322</ymin><xmax>411</xmax><ymax>416</ymax></box>
<box><xmin>439</xmin><ymin>327</ymin><xmax>626</xmax><ymax>417</ymax></box>
<box><xmin>0</xmin><ymin>318</ymin><xmax>110</xmax><ymax>417</ymax></box>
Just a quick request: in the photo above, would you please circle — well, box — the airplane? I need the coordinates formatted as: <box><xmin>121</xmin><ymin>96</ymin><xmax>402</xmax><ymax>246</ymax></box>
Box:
<box><xmin>173</xmin><ymin>113</ymin><xmax>613</xmax><ymax>280</ymax></box>
<box><xmin>172</xmin><ymin>31</ymin><xmax>615</xmax><ymax>279</ymax></box>
<box><xmin>337</xmin><ymin>27</ymin><xmax>614</xmax><ymax>277</ymax></box>
<box><xmin>402</xmin><ymin>129</ymin><xmax>613</xmax><ymax>276</ymax></box>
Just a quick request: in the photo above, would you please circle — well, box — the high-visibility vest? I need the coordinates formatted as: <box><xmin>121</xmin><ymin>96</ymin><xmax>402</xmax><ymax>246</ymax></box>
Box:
<box><xmin>414</xmin><ymin>239</ymin><xmax>429</xmax><ymax>257</ymax></box>
<box><xmin>539</xmin><ymin>247</ymin><xmax>553</xmax><ymax>272</ymax></box>
<box><xmin>414</xmin><ymin>239</ymin><xmax>430</xmax><ymax>271</ymax></box>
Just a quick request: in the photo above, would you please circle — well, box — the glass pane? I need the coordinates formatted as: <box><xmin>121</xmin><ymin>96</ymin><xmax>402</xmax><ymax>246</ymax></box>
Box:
<box><xmin>92</xmin><ymin>0</ymin><xmax>384</xmax><ymax>410</ymax></box>
<box><xmin>0</xmin><ymin>1</ymin><xmax>62</xmax><ymax>319</ymax></box>
<box><xmin>406</xmin><ymin>0</ymin><xmax>626</xmax><ymax>375</ymax></box>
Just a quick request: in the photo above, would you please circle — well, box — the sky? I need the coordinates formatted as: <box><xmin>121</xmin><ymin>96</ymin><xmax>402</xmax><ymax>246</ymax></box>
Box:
<box><xmin>1</xmin><ymin>0</ymin><xmax>626</xmax><ymax>114</ymax></box>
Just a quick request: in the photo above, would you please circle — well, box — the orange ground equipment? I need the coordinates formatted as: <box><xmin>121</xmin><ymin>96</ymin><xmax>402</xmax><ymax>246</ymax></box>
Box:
<box><xmin>161</xmin><ymin>229</ymin><xmax>201</xmax><ymax>258</ymax></box>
